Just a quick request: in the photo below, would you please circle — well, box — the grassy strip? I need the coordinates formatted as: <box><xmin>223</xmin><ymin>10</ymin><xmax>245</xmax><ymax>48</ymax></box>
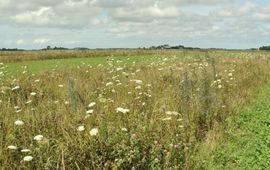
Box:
<box><xmin>5</xmin><ymin>55</ymin><xmax>154</xmax><ymax>74</ymax></box>
<box><xmin>4</xmin><ymin>52</ymin><xmax>207</xmax><ymax>75</ymax></box>
<box><xmin>3</xmin><ymin>50</ymin><xmax>246</xmax><ymax>75</ymax></box>
<box><xmin>0</xmin><ymin>49</ymin><xmax>240</xmax><ymax>63</ymax></box>
<box><xmin>194</xmin><ymin>80</ymin><xmax>270</xmax><ymax>169</ymax></box>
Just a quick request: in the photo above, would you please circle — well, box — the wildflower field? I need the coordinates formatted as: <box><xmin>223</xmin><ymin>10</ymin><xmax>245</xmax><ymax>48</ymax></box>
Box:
<box><xmin>0</xmin><ymin>50</ymin><xmax>270</xmax><ymax>169</ymax></box>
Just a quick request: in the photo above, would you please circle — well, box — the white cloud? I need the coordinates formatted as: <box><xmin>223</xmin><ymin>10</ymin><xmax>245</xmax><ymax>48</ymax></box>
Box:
<box><xmin>254</xmin><ymin>5</ymin><xmax>270</xmax><ymax>22</ymax></box>
<box><xmin>33</xmin><ymin>38</ymin><xmax>50</xmax><ymax>44</ymax></box>
<box><xmin>0</xmin><ymin>0</ymin><xmax>10</xmax><ymax>8</ymax></box>
<box><xmin>0</xmin><ymin>0</ymin><xmax>269</xmax><ymax>49</ymax></box>
<box><xmin>12</xmin><ymin>7</ymin><xmax>55</xmax><ymax>25</ymax></box>
<box><xmin>214</xmin><ymin>2</ymin><xmax>256</xmax><ymax>17</ymax></box>
<box><xmin>16</xmin><ymin>39</ymin><xmax>24</xmax><ymax>45</ymax></box>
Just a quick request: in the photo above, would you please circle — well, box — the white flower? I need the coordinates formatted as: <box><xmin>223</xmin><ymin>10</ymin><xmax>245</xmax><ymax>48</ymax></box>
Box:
<box><xmin>21</xmin><ymin>149</ymin><xmax>31</xmax><ymax>153</ymax></box>
<box><xmin>228</xmin><ymin>73</ymin><xmax>233</xmax><ymax>77</ymax></box>
<box><xmin>33</xmin><ymin>135</ymin><xmax>44</xmax><ymax>141</ymax></box>
<box><xmin>106</xmin><ymin>82</ymin><xmax>113</xmax><ymax>86</ymax></box>
<box><xmin>15</xmin><ymin>109</ymin><xmax>22</xmax><ymax>113</ymax></box>
<box><xmin>121</xmin><ymin>128</ymin><xmax>128</xmax><ymax>132</ymax></box>
<box><xmin>14</xmin><ymin>120</ymin><xmax>24</xmax><ymax>126</ymax></box>
<box><xmin>77</xmin><ymin>125</ymin><xmax>85</xmax><ymax>132</ymax></box>
<box><xmin>58</xmin><ymin>84</ymin><xmax>64</xmax><ymax>88</ymax></box>
<box><xmin>116</xmin><ymin>107</ymin><xmax>130</xmax><ymax>114</ymax></box>
<box><xmin>12</xmin><ymin>86</ymin><xmax>20</xmax><ymax>91</ymax></box>
<box><xmin>7</xmin><ymin>145</ymin><xmax>17</xmax><ymax>150</ymax></box>
<box><xmin>116</xmin><ymin>67</ymin><xmax>123</xmax><ymax>71</ymax></box>
<box><xmin>86</xmin><ymin>109</ymin><xmax>94</xmax><ymax>114</ymax></box>
<box><xmin>30</xmin><ymin>92</ymin><xmax>37</xmax><ymax>96</ymax></box>
<box><xmin>161</xmin><ymin>117</ymin><xmax>172</xmax><ymax>121</ymax></box>
<box><xmin>90</xmin><ymin>128</ymin><xmax>98</xmax><ymax>136</ymax></box>
<box><xmin>218</xmin><ymin>85</ymin><xmax>222</xmax><ymax>89</ymax></box>
<box><xmin>25</xmin><ymin>100</ymin><xmax>32</xmax><ymax>104</ymax></box>
<box><xmin>84</xmin><ymin>114</ymin><xmax>90</xmax><ymax>119</ymax></box>
<box><xmin>88</xmin><ymin>102</ymin><xmax>96</xmax><ymax>108</ymax></box>
<box><xmin>135</xmin><ymin>80</ymin><xmax>143</xmax><ymax>84</ymax></box>
<box><xmin>135</xmin><ymin>86</ymin><xmax>141</xmax><ymax>90</ymax></box>
<box><xmin>23</xmin><ymin>156</ymin><xmax>33</xmax><ymax>162</ymax></box>
<box><xmin>166</xmin><ymin>111</ymin><xmax>179</xmax><ymax>116</ymax></box>
<box><xmin>14</xmin><ymin>106</ymin><xmax>20</xmax><ymax>109</ymax></box>
<box><xmin>131</xmin><ymin>79</ymin><xmax>143</xmax><ymax>84</ymax></box>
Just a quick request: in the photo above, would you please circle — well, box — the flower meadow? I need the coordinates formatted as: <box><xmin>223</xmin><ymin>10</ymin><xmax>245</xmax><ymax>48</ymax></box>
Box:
<box><xmin>0</xmin><ymin>52</ymin><xmax>270</xmax><ymax>169</ymax></box>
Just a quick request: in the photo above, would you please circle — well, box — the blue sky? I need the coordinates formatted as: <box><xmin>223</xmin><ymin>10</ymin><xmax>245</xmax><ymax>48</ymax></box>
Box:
<box><xmin>0</xmin><ymin>0</ymin><xmax>270</xmax><ymax>49</ymax></box>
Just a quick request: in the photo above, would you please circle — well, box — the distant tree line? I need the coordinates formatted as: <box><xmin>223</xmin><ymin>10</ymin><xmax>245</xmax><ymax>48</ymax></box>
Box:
<box><xmin>259</xmin><ymin>46</ymin><xmax>270</xmax><ymax>50</ymax></box>
<box><xmin>149</xmin><ymin>44</ymin><xmax>200</xmax><ymax>50</ymax></box>
<box><xmin>42</xmin><ymin>46</ymin><xmax>90</xmax><ymax>50</ymax></box>
<box><xmin>42</xmin><ymin>46</ymin><xmax>69</xmax><ymax>50</ymax></box>
<box><xmin>0</xmin><ymin>48</ymin><xmax>24</xmax><ymax>51</ymax></box>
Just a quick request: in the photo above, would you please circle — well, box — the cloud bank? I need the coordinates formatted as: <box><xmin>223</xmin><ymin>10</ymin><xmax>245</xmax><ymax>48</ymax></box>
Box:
<box><xmin>0</xmin><ymin>0</ymin><xmax>269</xmax><ymax>49</ymax></box>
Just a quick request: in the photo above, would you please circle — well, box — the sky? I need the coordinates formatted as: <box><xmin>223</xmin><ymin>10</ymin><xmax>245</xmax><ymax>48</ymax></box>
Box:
<box><xmin>0</xmin><ymin>0</ymin><xmax>270</xmax><ymax>49</ymax></box>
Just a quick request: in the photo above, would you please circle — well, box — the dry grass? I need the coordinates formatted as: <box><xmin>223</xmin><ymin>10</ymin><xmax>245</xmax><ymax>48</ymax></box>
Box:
<box><xmin>0</xmin><ymin>49</ymin><xmax>247</xmax><ymax>63</ymax></box>
<box><xmin>0</xmin><ymin>52</ymin><xmax>270</xmax><ymax>169</ymax></box>
<box><xmin>0</xmin><ymin>49</ymin><xmax>200</xmax><ymax>63</ymax></box>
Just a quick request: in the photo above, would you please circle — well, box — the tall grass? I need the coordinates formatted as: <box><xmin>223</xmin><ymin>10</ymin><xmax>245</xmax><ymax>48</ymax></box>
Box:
<box><xmin>0</xmin><ymin>53</ymin><xmax>270</xmax><ymax>169</ymax></box>
<box><xmin>0</xmin><ymin>49</ymin><xmax>242</xmax><ymax>63</ymax></box>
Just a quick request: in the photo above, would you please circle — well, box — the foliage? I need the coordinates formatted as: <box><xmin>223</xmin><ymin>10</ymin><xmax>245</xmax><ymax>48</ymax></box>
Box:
<box><xmin>259</xmin><ymin>46</ymin><xmax>270</xmax><ymax>50</ymax></box>
<box><xmin>194</xmin><ymin>81</ymin><xmax>270</xmax><ymax>169</ymax></box>
<box><xmin>0</xmin><ymin>52</ymin><xmax>270</xmax><ymax>169</ymax></box>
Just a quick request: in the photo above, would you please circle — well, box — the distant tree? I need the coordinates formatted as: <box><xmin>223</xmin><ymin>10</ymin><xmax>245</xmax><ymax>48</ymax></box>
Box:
<box><xmin>0</xmin><ymin>48</ymin><xmax>23</xmax><ymax>51</ymax></box>
<box><xmin>259</xmin><ymin>46</ymin><xmax>270</xmax><ymax>50</ymax></box>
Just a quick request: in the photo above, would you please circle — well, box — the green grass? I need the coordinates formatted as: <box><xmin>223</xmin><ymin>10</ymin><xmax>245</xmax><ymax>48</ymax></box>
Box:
<box><xmin>1</xmin><ymin>51</ymin><xmax>270</xmax><ymax>169</ymax></box>
<box><xmin>4</xmin><ymin>51</ymin><xmax>241</xmax><ymax>75</ymax></box>
<box><xmin>5</xmin><ymin>55</ymin><xmax>152</xmax><ymax>75</ymax></box>
<box><xmin>198</xmin><ymin>80</ymin><xmax>270</xmax><ymax>169</ymax></box>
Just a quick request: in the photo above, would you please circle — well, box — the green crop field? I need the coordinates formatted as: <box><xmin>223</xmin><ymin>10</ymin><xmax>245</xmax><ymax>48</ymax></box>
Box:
<box><xmin>0</xmin><ymin>50</ymin><xmax>270</xmax><ymax>169</ymax></box>
<box><xmin>3</xmin><ymin>50</ymin><xmax>242</xmax><ymax>74</ymax></box>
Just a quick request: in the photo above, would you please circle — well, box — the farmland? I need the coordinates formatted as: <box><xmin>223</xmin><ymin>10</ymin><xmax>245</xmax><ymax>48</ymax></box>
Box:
<box><xmin>0</xmin><ymin>50</ymin><xmax>270</xmax><ymax>169</ymax></box>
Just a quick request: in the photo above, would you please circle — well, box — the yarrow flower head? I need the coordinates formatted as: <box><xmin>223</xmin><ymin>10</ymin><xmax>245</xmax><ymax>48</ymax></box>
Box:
<box><xmin>30</xmin><ymin>92</ymin><xmax>37</xmax><ymax>96</ymax></box>
<box><xmin>106</xmin><ymin>82</ymin><xmax>113</xmax><ymax>86</ymax></box>
<box><xmin>21</xmin><ymin>149</ymin><xmax>31</xmax><ymax>153</ymax></box>
<box><xmin>86</xmin><ymin>109</ymin><xmax>94</xmax><ymax>114</ymax></box>
<box><xmin>23</xmin><ymin>156</ymin><xmax>33</xmax><ymax>162</ymax></box>
<box><xmin>89</xmin><ymin>128</ymin><xmax>98</xmax><ymax>136</ymax></box>
<box><xmin>77</xmin><ymin>125</ymin><xmax>85</xmax><ymax>132</ymax></box>
<box><xmin>116</xmin><ymin>107</ymin><xmax>130</xmax><ymax>114</ymax></box>
<box><xmin>166</xmin><ymin>111</ymin><xmax>179</xmax><ymax>116</ymax></box>
<box><xmin>7</xmin><ymin>145</ymin><xmax>17</xmax><ymax>150</ymax></box>
<box><xmin>161</xmin><ymin>117</ymin><xmax>172</xmax><ymax>121</ymax></box>
<box><xmin>88</xmin><ymin>102</ymin><xmax>96</xmax><ymax>108</ymax></box>
<box><xmin>33</xmin><ymin>135</ymin><xmax>44</xmax><ymax>141</ymax></box>
<box><xmin>11</xmin><ymin>86</ymin><xmax>20</xmax><ymax>91</ymax></box>
<box><xmin>14</xmin><ymin>120</ymin><xmax>24</xmax><ymax>126</ymax></box>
